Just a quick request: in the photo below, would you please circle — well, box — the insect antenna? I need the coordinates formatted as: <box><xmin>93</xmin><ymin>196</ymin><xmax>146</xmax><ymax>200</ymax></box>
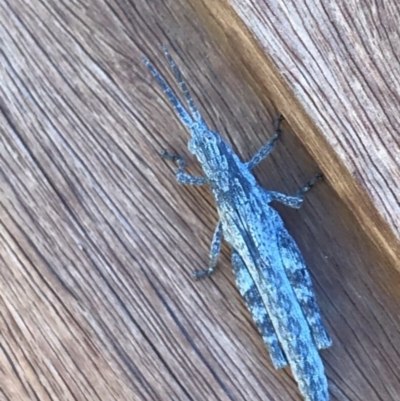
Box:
<box><xmin>142</xmin><ymin>54</ymin><xmax>193</xmax><ymax>127</ymax></box>
<box><xmin>162</xmin><ymin>45</ymin><xmax>204</xmax><ymax>124</ymax></box>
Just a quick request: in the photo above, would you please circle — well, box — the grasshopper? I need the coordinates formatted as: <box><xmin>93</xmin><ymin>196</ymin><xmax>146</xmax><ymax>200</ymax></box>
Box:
<box><xmin>142</xmin><ymin>47</ymin><xmax>332</xmax><ymax>401</ymax></box>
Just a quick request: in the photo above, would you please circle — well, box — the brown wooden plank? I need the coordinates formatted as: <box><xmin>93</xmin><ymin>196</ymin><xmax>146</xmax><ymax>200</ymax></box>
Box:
<box><xmin>0</xmin><ymin>1</ymin><xmax>400</xmax><ymax>401</ymax></box>
<box><xmin>192</xmin><ymin>0</ymin><xmax>400</xmax><ymax>269</ymax></box>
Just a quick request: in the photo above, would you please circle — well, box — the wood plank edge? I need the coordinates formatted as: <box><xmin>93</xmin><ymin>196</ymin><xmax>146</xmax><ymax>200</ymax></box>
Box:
<box><xmin>190</xmin><ymin>0</ymin><xmax>399</xmax><ymax>270</ymax></box>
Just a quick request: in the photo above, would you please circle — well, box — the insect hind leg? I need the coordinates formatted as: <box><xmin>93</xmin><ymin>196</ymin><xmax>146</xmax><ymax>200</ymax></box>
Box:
<box><xmin>231</xmin><ymin>250</ymin><xmax>288</xmax><ymax>369</ymax></box>
<box><xmin>277</xmin><ymin>229</ymin><xmax>332</xmax><ymax>350</ymax></box>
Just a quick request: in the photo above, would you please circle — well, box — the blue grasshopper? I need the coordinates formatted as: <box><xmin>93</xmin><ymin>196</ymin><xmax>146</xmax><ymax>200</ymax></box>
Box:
<box><xmin>143</xmin><ymin>47</ymin><xmax>332</xmax><ymax>401</ymax></box>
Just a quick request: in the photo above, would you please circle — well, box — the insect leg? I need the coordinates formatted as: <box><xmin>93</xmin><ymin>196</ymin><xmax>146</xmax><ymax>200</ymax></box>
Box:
<box><xmin>277</xmin><ymin>228</ymin><xmax>332</xmax><ymax>350</ymax></box>
<box><xmin>266</xmin><ymin>191</ymin><xmax>304</xmax><ymax>209</ymax></box>
<box><xmin>231</xmin><ymin>250</ymin><xmax>288</xmax><ymax>369</ymax></box>
<box><xmin>162</xmin><ymin>151</ymin><xmax>208</xmax><ymax>186</ymax></box>
<box><xmin>296</xmin><ymin>173</ymin><xmax>323</xmax><ymax>197</ymax></box>
<box><xmin>246</xmin><ymin>115</ymin><xmax>283</xmax><ymax>170</ymax></box>
<box><xmin>265</xmin><ymin>174</ymin><xmax>323</xmax><ymax>209</ymax></box>
<box><xmin>194</xmin><ymin>221</ymin><xmax>223</xmax><ymax>279</ymax></box>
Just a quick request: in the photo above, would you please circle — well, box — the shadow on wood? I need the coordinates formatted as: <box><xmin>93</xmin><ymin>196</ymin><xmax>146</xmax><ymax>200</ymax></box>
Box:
<box><xmin>193</xmin><ymin>0</ymin><xmax>400</xmax><ymax>269</ymax></box>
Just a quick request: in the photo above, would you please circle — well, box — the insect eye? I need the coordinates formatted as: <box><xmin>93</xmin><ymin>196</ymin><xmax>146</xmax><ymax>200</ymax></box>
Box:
<box><xmin>204</xmin><ymin>132</ymin><xmax>216</xmax><ymax>143</ymax></box>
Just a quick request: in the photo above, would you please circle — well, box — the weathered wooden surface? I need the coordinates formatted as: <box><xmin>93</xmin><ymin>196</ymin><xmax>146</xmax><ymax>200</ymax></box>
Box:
<box><xmin>195</xmin><ymin>0</ymin><xmax>400</xmax><ymax>268</ymax></box>
<box><xmin>1</xmin><ymin>1</ymin><xmax>400</xmax><ymax>401</ymax></box>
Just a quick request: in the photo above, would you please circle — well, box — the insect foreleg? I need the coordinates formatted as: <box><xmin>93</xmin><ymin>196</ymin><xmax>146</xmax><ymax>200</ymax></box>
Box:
<box><xmin>194</xmin><ymin>221</ymin><xmax>223</xmax><ymax>279</ymax></box>
<box><xmin>231</xmin><ymin>250</ymin><xmax>288</xmax><ymax>369</ymax></box>
<box><xmin>246</xmin><ymin>115</ymin><xmax>283</xmax><ymax>170</ymax></box>
<box><xmin>162</xmin><ymin>151</ymin><xmax>208</xmax><ymax>186</ymax></box>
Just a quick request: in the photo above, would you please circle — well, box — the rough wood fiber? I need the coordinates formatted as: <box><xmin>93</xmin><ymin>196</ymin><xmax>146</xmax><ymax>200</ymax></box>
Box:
<box><xmin>193</xmin><ymin>0</ymin><xmax>400</xmax><ymax>268</ymax></box>
<box><xmin>1</xmin><ymin>1</ymin><xmax>400</xmax><ymax>401</ymax></box>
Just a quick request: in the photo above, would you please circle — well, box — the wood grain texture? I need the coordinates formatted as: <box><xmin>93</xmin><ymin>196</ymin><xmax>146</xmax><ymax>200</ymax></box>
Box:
<box><xmin>0</xmin><ymin>1</ymin><xmax>400</xmax><ymax>401</ymax></box>
<box><xmin>193</xmin><ymin>0</ymin><xmax>400</xmax><ymax>268</ymax></box>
